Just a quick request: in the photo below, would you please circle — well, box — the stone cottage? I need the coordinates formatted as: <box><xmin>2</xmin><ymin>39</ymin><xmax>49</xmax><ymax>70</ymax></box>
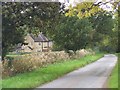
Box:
<box><xmin>21</xmin><ymin>33</ymin><xmax>53</xmax><ymax>52</ymax></box>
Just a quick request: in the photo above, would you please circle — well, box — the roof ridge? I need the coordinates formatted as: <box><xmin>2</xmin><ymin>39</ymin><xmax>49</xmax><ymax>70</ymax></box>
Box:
<box><xmin>29</xmin><ymin>33</ymin><xmax>49</xmax><ymax>42</ymax></box>
<box><xmin>39</xmin><ymin>33</ymin><xmax>45</xmax><ymax>41</ymax></box>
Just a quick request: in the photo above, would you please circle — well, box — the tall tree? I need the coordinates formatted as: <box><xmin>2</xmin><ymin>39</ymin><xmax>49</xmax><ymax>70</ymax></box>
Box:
<box><xmin>2</xmin><ymin>2</ymin><xmax>62</xmax><ymax>60</ymax></box>
<box><xmin>87</xmin><ymin>11</ymin><xmax>116</xmax><ymax>52</ymax></box>
<box><xmin>64</xmin><ymin>2</ymin><xmax>117</xmax><ymax>52</ymax></box>
<box><xmin>53</xmin><ymin>16</ymin><xmax>93</xmax><ymax>52</ymax></box>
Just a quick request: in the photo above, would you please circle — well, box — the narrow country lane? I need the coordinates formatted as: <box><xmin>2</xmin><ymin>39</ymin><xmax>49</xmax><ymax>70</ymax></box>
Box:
<box><xmin>37</xmin><ymin>54</ymin><xmax>117</xmax><ymax>88</ymax></box>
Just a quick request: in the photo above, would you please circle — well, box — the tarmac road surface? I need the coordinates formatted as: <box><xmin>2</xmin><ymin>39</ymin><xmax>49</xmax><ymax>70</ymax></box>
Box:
<box><xmin>37</xmin><ymin>54</ymin><xmax>117</xmax><ymax>88</ymax></box>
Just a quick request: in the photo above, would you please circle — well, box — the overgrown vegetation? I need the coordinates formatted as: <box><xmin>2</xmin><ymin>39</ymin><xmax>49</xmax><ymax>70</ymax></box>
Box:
<box><xmin>2</xmin><ymin>53</ymin><xmax>104</xmax><ymax>88</ymax></box>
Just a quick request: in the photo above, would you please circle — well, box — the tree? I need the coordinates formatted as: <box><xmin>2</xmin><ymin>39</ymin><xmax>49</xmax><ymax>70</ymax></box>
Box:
<box><xmin>88</xmin><ymin>11</ymin><xmax>116</xmax><ymax>52</ymax></box>
<box><xmin>53</xmin><ymin>16</ymin><xmax>93</xmax><ymax>52</ymax></box>
<box><xmin>2</xmin><ymin>2</ymin><xmax>62</xmax><ymax>60</ymax></box>
<box><xmin>61</xmin><ymin>1</ymin><xmax>117</xmax><ymax>53</ymax></box>
<box><xmin>65</xmin><ymin>1</ymin><xmax>120</xmax><ymax>18</ymax></box>
<box><xmin>65</xmin><ymin>2</ymin><xmax>103</xmax><ymax>18</ymax></box>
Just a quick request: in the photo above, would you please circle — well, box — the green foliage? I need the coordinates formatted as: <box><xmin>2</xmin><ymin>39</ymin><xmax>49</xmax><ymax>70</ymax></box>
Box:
<box><xmin>2</xmin><ymin>1</ymin><xmax>119</xmax><ymax>58</ymax></box>
<box><xmin>87</xmin><ymin>11</ymin><xmax>116</xmax><ymax>52</ymax></box>
<box><xmin>2</xmin><ymin>2</ymin><xmax>62</xmax><ymax>59</ymax></box>
<box><xmin>63</xmin><ymin>2</ymin><xmax>118</xmax><ymax>53</ymax></box>
<box><xmin>53</xmin><ymin>16</ymin><xmax>93</xmax><ymax>52</ymax></box>
<box><xmin>65</xmin><ymin>2</ymin><xmax>103</xmax><ymax>18</ymax></box>
<box><xmin>90</xmin><ymin>11</ymin><xmax>114</xmax><ymax>35</ymax></box>
<box><xmin>2</xmin><ymin>53</ymin><xmax>103</xmax><ymax>88</ymax></box>
<box><xmin>53</xmin><ymin>10</ymin><xmax>116</xmax><ymax>53</ymax></box>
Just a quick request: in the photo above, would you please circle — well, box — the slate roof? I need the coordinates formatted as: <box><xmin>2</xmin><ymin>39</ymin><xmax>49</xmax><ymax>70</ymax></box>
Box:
<box><xmin>30</xmin><ymin>33</ymin><xmax>50</xmax><ymax>42</ymax></box>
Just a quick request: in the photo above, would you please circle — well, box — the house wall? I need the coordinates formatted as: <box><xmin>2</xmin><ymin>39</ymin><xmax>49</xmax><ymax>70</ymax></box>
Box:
<box><xmin>21</xmin><ymin>34</ymin><xmax>53</xmax><ymax>52</ymax></box>
<box><xmin>34</xmin><ymin>42</ymin><xmax>42</xmax><ymax>52</ymax></box>
<box><xmin>49</xmin><ymin>41</ymin><xmax>53</xmax><ymax>48</ymax></box>
<box><xmin>42</xmin><ymin>42</ymin><xmax>53</xmax><ymax>51</ymax></box>
<box><xmin>21</xmin><ymin>34</ymin><xmax>42</xmax><ymax>52</ymax></box>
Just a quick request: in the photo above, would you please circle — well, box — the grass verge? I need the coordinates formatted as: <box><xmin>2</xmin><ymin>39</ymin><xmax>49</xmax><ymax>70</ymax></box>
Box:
<box><xmin>107</xmin><ymin>53</ymin><xmax>119</xmax><ymax>88</ymax></box>
<box><xmin>108</xmin><ymin>63</ymin><xmax>118</xmax><ymax>88</ymax></box>
<box><xmin>2</xmin><ymin>53</ymin><xmax>104</xmax><ymax>88</ymax></box>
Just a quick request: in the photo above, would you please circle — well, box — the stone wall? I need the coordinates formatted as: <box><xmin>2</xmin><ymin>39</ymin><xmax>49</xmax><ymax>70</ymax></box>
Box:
<box><xmin>2</xmin><ymin>49</ymin><xmax>91</xmax><ymax>78</ymax></box>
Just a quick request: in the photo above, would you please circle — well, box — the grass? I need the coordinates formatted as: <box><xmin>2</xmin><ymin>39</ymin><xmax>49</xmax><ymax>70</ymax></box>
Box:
<box><xmin>108</xmin><ymin>63</ymin><xmax>118</xmax><ymax>88</ymax></box>
<box><xmin>6</xmin><ymin>52</ymin><xmax>30</xmax><ymax>60</ymax></box>
<box><xmin>2</xmin><ymin>53</ymin><xmax>104</xmax><ymax>88</ymax></box>
<box><xmin>107</xmin><ymin>53</ymin><xmax>119</xmax><ymax>88</ymax></box>
<box><xmin>6</xmin><ymin>52</ymin><xmax>31</xmax><ymax>58</ymax></box>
